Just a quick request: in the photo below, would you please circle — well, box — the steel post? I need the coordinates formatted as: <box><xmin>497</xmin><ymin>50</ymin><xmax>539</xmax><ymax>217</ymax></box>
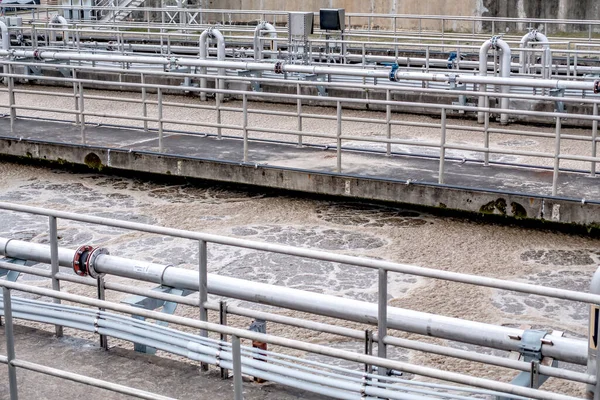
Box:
<box><xmin>49</xmin><ymin>216</ymin><xmax>63</xmax><ymax>337</ymax></box>
<box><xmin>242</xmin><ymin>93</ymin><xmax>248</xmax><ymax>162</ymax></box>
<box><xmin>484</xmin><ymin>95</ymin><xmax>490</xmax><ymax>166</ymax></box>
<box><xmin>7</xmin><ymin>63</ymin><xmax>15</xmax><ymax>132</ymax></box>
<box><xmin>72</xmin><ymin>69</ymin><xmax>80</xmax><ymax>125</ymax></box>
<box><xmin>3</xmin><ymin>287</ymin><xmax>18</xmax><ymax>400</ymax></box>
<box><xmin>592</xmin><ymin>103</ymin><xmax>598</xmax><ymax>177</ymax></box>
<box><xmin>232</xmin><ymin>335</ymin><xmax>243</xmax><ymax>400</ymax></box>
<box><xmin>386</xmin><ymin>90</ymin><xmax>391</xmax><ymax>156</ymax></box>
<box><xmin>78</xmin><ymin>82</ymin><xmax>85</xmax><ymax>143</ymax></box>
<box><xmin>336</xmin><ymin>101</ymin><xmax>342</xmax><ymax>173</ymax></box>
<box><xmin>141</xmin><ymin>73</ymin><xmax>148</xmax><ymax>132</ymax></box>
<box><xmin>552</xmin><ymin>117</ymin><xmax>562</xmax><ymax>197</ymax></box>
<box><xmin>377</xmin><ymin>268</ymin><xmax>387</xmax><ymax>376</ymax></box>
<box><xmin>438</xmin><ymin>108</ymin><xmax>447</xmax><ymax>184</ymax></box>
<box><xmin>297</xmin><ymin>83</ymin><xmax>302</xmax><ymax>147</ymax></box>
<box><xmin>199</xmin><ymin>240</ymin><xmax>208</xmax><ymax>371</ymax></box>
<box><xmin>157</xmin><ymin>88</ymin><xmax>163</xmax><ymax>152</ymax></box>
<box><xmin>219</xmin><ymin>300</ymin><xmax>228</xmax><ymax>379</ymax></box>
<box><xmin>97</xmin><ymin>276</ymin><xmax>108</xmax><ymax>350</ymax></box>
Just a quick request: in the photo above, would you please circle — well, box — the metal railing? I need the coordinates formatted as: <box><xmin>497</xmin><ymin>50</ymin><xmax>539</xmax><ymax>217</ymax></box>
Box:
<box><xmin>0</xmin><ymin>202</ymin><xmax>599</xmax><ymax>399</ymax></box>
<box><xmin>0</xmin><ymin>55</ymin><xmax>599</xmax><ymax>198</ymax></box>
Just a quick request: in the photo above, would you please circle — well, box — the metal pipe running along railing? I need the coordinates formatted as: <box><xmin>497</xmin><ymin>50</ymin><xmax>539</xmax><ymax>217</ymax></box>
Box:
<box><xmin>0</xmin><ymin>202</ymin><xmax>595</xmax><ymax>368</ymax></box>
<box><xmin>0</xmin><ymin>280</ymin><xmax>588</xmax><ymax>400</ymax></box>
<box><xmin>0</xmin><ymin>292</ymin><xmax>537</xmax><ymax>400</ymax></box>
<box><xmin>1</xmin><ymin>48</ymin><xmax>599</xmax><ymax>93</ymax></box>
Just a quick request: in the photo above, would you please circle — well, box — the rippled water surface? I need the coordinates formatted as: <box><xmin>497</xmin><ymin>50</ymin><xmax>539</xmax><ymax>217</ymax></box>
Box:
<box><xmin>0</xmin><ymin>162</ymin><xmax>597</xmax><ymax>391</ymax></box>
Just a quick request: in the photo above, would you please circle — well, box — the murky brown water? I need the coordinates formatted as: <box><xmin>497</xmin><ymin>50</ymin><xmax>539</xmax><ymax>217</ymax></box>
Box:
<box><xmin>0</xmin><ymin>161</ymin><xmax>597</xmax><ymax>395</ymax></box>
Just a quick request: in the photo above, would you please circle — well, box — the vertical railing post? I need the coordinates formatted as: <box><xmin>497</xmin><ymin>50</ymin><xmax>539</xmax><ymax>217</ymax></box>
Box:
<box><xmin>242</xmin><ymin>93</ymin><xmax>248</xmax><ymax>163</ymax></box>
<box><xmin>97</xmin><ymin>276</ymin><xmax>108</xmax><ymax>350</ymax></box>
<box><xmin>386</xmin><ymin>89</ymin><xmax>391</xmax><ymax>157</ymax></box>
<box><xmin>141</xmin><ymin>73</ymin><xmax>148</xmax><ymax>132</ymax></box>
<box><xmin>3</xmin><ymin>287</ymin><xmax>18</xmax><ymax>400</ymax></box>
<box><xmin>49</xmin><ymin>216</ymin><xmax>63</xmax><ymax>338</ymax></box>
<box><xmin>8</xmin><ymin>63</ymin><xmax>15</xmax><ymax>133</ymax></box>
<box><xmin>157</xmin><ymin>88</ymin><xmax>164</xmax><ymax>152</ymax></box>
<box><xmin>377</xmin><ymin>268</ymin><xmax>387</xmax><ymax>377</ymax></box>
<box><xmin>297</xmin><ymin>83</ymin><xmax>303</xmax><ymax>147</ymax></box>
<box><xmin>592</xmin><ymin>103</ymin><xmax>598</xmax><ymax>177</ymax></box>
<box><xmin>232</xmin><ymin>335</ymin><xmax>243</xmax><ymax>400</ymax></box>
<box><xmin>336</xmin><ymin>101</ymin><xmax>342</xmax><ymax>173</ymax></box>
<box><xmin>73</xmin><ymin>69</ymin><xmax>80</xmax><ymax>125</ymax></box>
<box><xmin>552</xmin><ymin>116</ymin><xmax>562</xmax><ymax>197</ymax></box>
<box><xmin>484</xmin><ymin>95</ymin><xmax>490</xmax><ymax>166</ymax></box>
<box><xmin>199</xmin><ymin>240</ymin><xmax>208</xmax><ymax>371</ymax></box>
<box><xmin>364</xmin><ymin>329</ymin><xmax>373</xmax><ymax>374</ymax></box>
<box><xmin>438</xmin><ymin>108</ymin><xmax>447</xmax><ymax>184</ymax></box>
<box><xmin>219</xmin><ymin>300</ymin><xmax>228</xmax><ymax>379</ymax></box>
<box><xmin>78</xmin><ymin>82</ymin><xmax>85</xmax><ymax>144</ymax></box>
<box><xmin>216</xmin><ymin>91</ymin><xmax>222</xmax><ymax>139</ymax></box>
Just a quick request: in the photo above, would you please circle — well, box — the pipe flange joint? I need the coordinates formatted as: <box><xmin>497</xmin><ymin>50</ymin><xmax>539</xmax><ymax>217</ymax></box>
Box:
<box><xmin>167</xmin><ymin>57</ymin><xmax>178</xmax><ymax>70</ymax></box>
<box><xmin>389</xmin><ymin>63</ymin><xmax>399</xmax><ymax>81</ymax></box>
<box><xmin>32</xmin><ymin>49</ymin><xmax>42</xmax><ymax>61</ymax></box>
<box><xmin>490</xmin><ymin>35</ymin><xmax>500</xmax><ymax>50</ymax></box>
<box><xmin>87</xmin><ymin>247</ymin><xmax>109</xmax><ymax>279</ymax></box>
<box><xmin>274</xmin><ymin>61</ymin><xmax>284</xmax><ymax>74</ymax></box>
<box><xmin>72</xmin><ymin>244</ymin><xmax>95</xmax><ymax>277</ymax></box>
<box><xmin>594</xmin><ymin>80</ymin><xmax>600</xmax><ymax>94</ymax></box>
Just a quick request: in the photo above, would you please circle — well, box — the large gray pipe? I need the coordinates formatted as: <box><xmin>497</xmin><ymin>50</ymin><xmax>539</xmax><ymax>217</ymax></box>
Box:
<box><xmin>50</xmin><ymin>15</ymin><xmax>69</xmax><ymax>45</ymax></box>
<box><xmin>478</xmin><ymin>37</ymin><xmax>511</xmax><ymax>125</ymax></box>
<box><xmin>519</xmin><ymin>30</ymin><xmax>553</xmax><ymax>79</ymax></box>
<box><xmin>199</xmin><ymin>27</ymin><xmax>225</xmax><ymax>102</ymax></box>
<box><xmin>0</xmin><ymin>21</ymin><xmax>8</xmax><ymax>86</ymax></box>
<box><xmin>253</xmin><ymin>22</ymin><xmax>277</xmax><ymax>61</ymax></box>
<box><xmin>0</xmin><ymin>237</ymin><xmax>589</xmax><ymax>365</ymax></box>
<box><xmin>587</xmin><ymin>273</ymin><xmax>600</xmax><ymax>398</ymax></box>
<box><xmin>3</xmin><ymin>48</ymin><xmax>591</xmax><ymax>94</ymax></box>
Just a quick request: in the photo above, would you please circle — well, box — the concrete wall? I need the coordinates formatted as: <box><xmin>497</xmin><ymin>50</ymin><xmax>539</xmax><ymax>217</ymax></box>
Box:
<box><xmin>200</xmin><ymin>0</ymin><xmax>600</xmax><ymax>33</ymax></box>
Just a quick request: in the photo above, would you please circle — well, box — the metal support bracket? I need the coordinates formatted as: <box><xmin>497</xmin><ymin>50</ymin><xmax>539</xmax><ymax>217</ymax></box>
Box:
<box><xmin>448</xmin><ymin>75</ymin><xmax>475</xmax><ymax>112</ymax></box>
<box><xmin>238</xmin><ymin>69</ymin><xmax>262</xmax><ymax>92</ymax></box>
<box><xmin>498</xmin><ymin>329</ymin><xmax>558</xmax><ymax>399</ymax></box>
<box><xmin>121</xmin><ymin>285</ymin><xmax>193</xmax><ymax>354</ymax></box>
<box><xmin>0</xmin><ymin>257</ymin><xmax>35</xmax><ymax>282</ymax></box>
<box><xmin>550</xmin><ymin>88</ymin><xmax>566</xmax><ymax>113</ymax></box>
<box><xmin>304</xmin><ymin>74</ymin><xmax>327</xmax><ymax>97</ymax></box>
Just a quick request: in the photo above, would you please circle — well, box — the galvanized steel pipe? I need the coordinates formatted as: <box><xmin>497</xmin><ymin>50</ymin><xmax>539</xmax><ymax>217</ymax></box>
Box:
<box><xmin>0</xmin><ymin>236</ymin><xmax>588</xmax><ymax>365</ymax></box>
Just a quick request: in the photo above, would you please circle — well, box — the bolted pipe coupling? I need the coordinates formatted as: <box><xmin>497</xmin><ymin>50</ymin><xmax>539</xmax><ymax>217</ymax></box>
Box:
<box><xmin>72</xmin><ymin>245</ymin><xmax>109</xmax><ymax>278</ymax></box>
<box><xmin>274</xmin><ymin>61</ymin><xmax>284</xmax><ymax>74</ymax></box>
<box><xmin>594</xmin><ymin>81</ymin><xmax>600</xmax><ymax>94</ymax></box>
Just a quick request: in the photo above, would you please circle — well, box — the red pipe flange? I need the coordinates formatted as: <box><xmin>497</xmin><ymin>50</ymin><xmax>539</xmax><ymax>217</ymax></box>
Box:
<box><xmin>72</xmin><ymin>245</ymin><xmax>94</xmax><ymax>277</ymax></box>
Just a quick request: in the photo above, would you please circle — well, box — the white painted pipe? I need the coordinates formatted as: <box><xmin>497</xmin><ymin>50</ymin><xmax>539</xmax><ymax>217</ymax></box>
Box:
<box><xmin>253</xmin><ymin>21</ymin><xmax>277</xmax><ymax>61</ymax></box>
<box><xmin>50</xmin><ymin>15</ymin><xmax>69</xmax><ymax>45</ymax></box>
<box><xmin>199</xmin><ymin>28</ymin><xmax>225</xmax><ymax>101</ymax></box>
<box><xmin>519</xmin><ymin>30</ymin><xmax>553</xmax><ymax>79</ymax></box>
<box><xmin>478</xmin><ymin>37</ymin><xmax>511</xmax><ymax>125</ymax></box>
<box><xmin>0</xmin><ymin>237</ymin><xmax>589</xmax><ymax>365</ymax></box>
<box><xmin>0</xmin><ymin>21</ymin><xmax>8</xmax><ymax>86</ymax></box>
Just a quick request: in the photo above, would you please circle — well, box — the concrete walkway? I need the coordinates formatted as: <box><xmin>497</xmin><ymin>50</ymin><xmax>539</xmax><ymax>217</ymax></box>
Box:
<box><xmin>1</xmin><ymin>117</ymin><xmax>600</xmax><ymax>226</ymax></box>
<box><xmin>0</xmin><ymin>324</ymin><xmax>329</xmax><ymax>400</ymax></box>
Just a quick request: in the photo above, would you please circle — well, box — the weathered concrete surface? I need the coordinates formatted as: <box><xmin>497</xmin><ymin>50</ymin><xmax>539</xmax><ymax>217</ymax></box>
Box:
<box><xmin>0</xmin><ymin>324</ymin><xmax>329</xmax><ymax>400</ymax></box>
<box><xmin>1</xmin><ymin>117</ymin><xmax>599</xmax><ymax>227</ymax></box>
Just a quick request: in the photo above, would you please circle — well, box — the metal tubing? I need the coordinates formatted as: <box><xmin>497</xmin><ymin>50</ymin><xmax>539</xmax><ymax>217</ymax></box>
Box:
<box><xmin>378</xmin><ymin>268</ymin><xmax>387</xmax><ymax>376</ymax></box>
<box><xmin>141</xmin><ymin>73</ymin><xmax>148</xmax><ymax>132</ymax></box>
<box><xmin>199</xmin><ymin>240</ymin><xmax>209</xmax><ymax>371</ymax></box>
<box><xmin>157</xmin><ymin>88</ymin><xmax>163</xmax><ymax>152</ymax></box>
<box><xmin>253</xmin><ymin>22</ymin><xmax>276</xmax><ymax>61</ymax></box>
<box><xmin>199</xmin><ymin>28</ymin><xmax>225</xmax><ymax>102</ymax></box>
<box><xmin>593</xmin><ymin>103</ymin><xmax>598</xmax><ymax>177</ymax></box>
<box><xmin>519</xmin><ymin>31</ymin><xmax>552</xmax><ymax>79</ymax></box>
<box><xmin>438</xmin><ymin>108</ymin><xmax>447</xmax><ymax>184</ymax></box>
<box><xmin>0</xmin><ymin>226</ymin><xmax>592</xmax><ymax>365</ymax></box>
<box><xmin>0</xmin><ymin>21</ymin><xmax>9</xmax><ymax>86</ymax></box>
<box><xmin>3</xmin><ymin>287</ymin><xmax>18</xmax><ymax>400</ymax></box>
<box><xmin>336</xmin><ymin>101</ymin><xmax>342</xmax><ymax>173</ymax></box>
<box><xmin>0</xmin><ymin>279</ymin><xmax>585</xmax><ymax>400</ymax></box>
<box><xmin>232</xmin><ymin>335</ymin><xmax>243</xmax><ymax>400</ymax></box>
<box><xmin>78</xmin><ymin>82</ymin><xmax>85</xmax><ymax>143</ymax></box>
<box><xmin>552</xmin><ymin>116</ymin><xmax>562</xmax><ymax>197</ymax></box>
<box><xmin>242</xmin><ymin>93</ymin><xmax>248</xmax><ymax>162</ymax></box>
<box><xmin>48</xmin><ymin>216</ymin><xmax>63</xmax><ymax>337</ymax></box>
<box><xmin>587</xmin><ymin>266</ymin><xmax>600</xmax><ymax>399</ymax></box>
<box><xmin>478</xmin><ymin>37</ymin><xmax>511</xmax><ymax>125</ymax></box>
<box><xmin>49</xmin><ymin>15</ymin><xmax>69</xmax><ymax>45</ymax></box>
<box><xmin>7</xmin><ymin>63</ymin><xmax>15</xmax><ymax>131</ymax></box>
